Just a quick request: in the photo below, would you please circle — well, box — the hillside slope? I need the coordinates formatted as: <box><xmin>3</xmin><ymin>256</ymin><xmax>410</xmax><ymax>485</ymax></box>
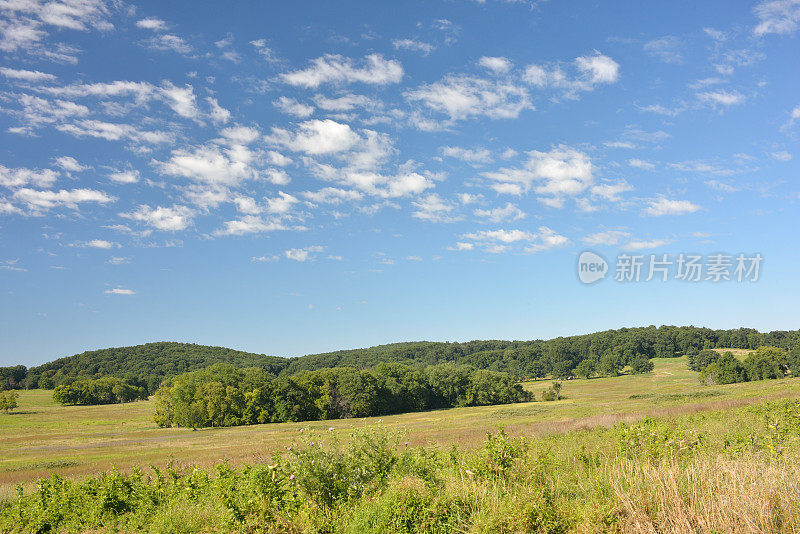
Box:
<box><xmin>15</xmin><ymin>325</ymin><xmax>800</xmax><ymax>393</ymax></box>
<box><xmin>26</xmin><ymin>342</ymin><xmax>289</xmax><ymax>392</ymax></box>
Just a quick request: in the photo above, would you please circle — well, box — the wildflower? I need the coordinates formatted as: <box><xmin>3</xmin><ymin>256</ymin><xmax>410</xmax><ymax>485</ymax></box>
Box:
<box><xmin>328</xmin><ymin>427</ymin><xmax>334</xmax><ymax>431</ymax></box>
<box><xmin>289</xmin><ymin>474</ymin><xmax>295</xmax><ymax>480</ymax></box>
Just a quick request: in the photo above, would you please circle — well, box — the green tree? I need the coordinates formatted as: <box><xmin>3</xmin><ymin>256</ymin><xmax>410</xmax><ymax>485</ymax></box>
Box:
<box><xmin>574</xmin><ymin>359</ymin><xmax>596</xmax><ymax>379</ymax></box>
<box><xmin>700</xmin><ymin>352</ymin><xmax>748</xmax><ymax>385</ymax></box>
<box><xmin>629</xmin><ymin>355</ymin><xmax>654</xmax><ymax>374</ymax></box>
<box><xmin>0</xmin><ymin>390</ymin><xmax>19</xmax><ymax>413</ymax></box>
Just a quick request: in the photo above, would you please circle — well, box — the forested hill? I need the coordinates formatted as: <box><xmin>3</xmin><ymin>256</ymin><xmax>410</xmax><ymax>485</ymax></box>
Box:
<box><xmin>6</xmin><ymin>326</ymin><xmax>800</xmax><ymax>393</ymax></box>
<box><xmin>24</xmin><ymin>342</ymin><xmax>288</xmax><ymax>393</ymax></box>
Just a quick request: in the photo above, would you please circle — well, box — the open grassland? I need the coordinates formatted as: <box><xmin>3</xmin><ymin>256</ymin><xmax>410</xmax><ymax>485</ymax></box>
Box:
<box><xmin>2</xmin><ymin>391</ymin><xmax>800</xmax><ymax>532</ymax></box>
<box><xmin>1</xmin><ymin>356</ymin><xmax>799</xmax><ymax>500</ymax></box>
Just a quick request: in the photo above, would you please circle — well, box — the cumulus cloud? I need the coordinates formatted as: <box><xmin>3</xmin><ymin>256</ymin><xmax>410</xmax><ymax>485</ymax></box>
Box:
<box><xmin>144</xmin><ymin>33</ymin><xmax>191</xmax><ymax>54</ymax></box>
<box><xmin>136</xmin><ymin>17</ymin><xmax>168</xmax><ymax>31</ymax></box>
<box><xmin>266</xmin><ymin>119</ymin><xmax>360</xmax><ymax>155</ymax></box>
<box><xmin>393</xmin><ymin>38</ymin><xmax>434</xmax><ymax>55</ymax></box>
<box><xmin>215</xmin><ymin>216</ymin><xmax>289</xmax><ymax>236</ymax></box>
<box><xmin>284</xmin><ymin>245</ymin><xmax>324</xmax><ymax>262</ymax></box>
<box><xmin>474</xmin><ymin>202</ymin><xmax>525</xmax><ymax>222</ymax></box>
<box><xmin>108</xmin><ymin>169</ymin><xmax>139</xmax><ymax>184</ymax></box>
<box><xmin>0</xmin><ymin>165</ymin><xmax>59</xmax><ymax>188</ymax></box>
<box><xmin>273</xmin><ymin>96</ymin><xmax>314</xmax><ymax>118</ymax></box>
<box><xmin>478</xmin><ymin>56</ymin><xmax>513</xmax><ymax>74</ymax></box>
<box><xmin>582</xmin><ymin>230</ymin><xmax>631</xmax><ymax>246</ymax></box>
<box><xmin>13</xmin><ymin>187</ymin><xmax>114</xmax><ymax>212</ymax></box>
<box><xmin>121</xmin><ymin>204</ymin><xmax>194</xmax><ymax>231</ymax></box>
<box><xmin>483</xmin><ymin>146</ymin><xmax>593</xmax><ymax>202</ymax></box>
<box><xmin>643</xmin><ymin>197</ymin><xmax>701</xmax><ymax>216</ymax></box>
<box><xmin>405</xmin><ymin>74</ymin><xmax>531</xmax><ymax>125</ymax></box>
<box><xmin>411</xmin><ymin>193</ymin><xmax>460</xmax><ymax>222</ymax></box>
<box><xmin>54</xmin><ymin>156</ymin><xmax>89</xmax><ymax>172</ymax></box>
<box><xmin>440</xmin><ymin>146</ymin><xmax>493</xmax><ymax>164</ymax></box>
<box><xmin>281</xmin><ymin>54</ymin><xmax>403</xmax><ymax>87</ymax></box>
<box><xmin>522</xmin><ymin>51</ymin><xmax>620</xmax><ymax>99</ymax></box>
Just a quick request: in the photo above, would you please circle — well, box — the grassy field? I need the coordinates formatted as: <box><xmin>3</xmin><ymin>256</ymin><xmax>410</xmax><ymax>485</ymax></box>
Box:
<box><xmin>2</xmin><ymin>355</ymin><xmax>799</xmax><ymax>500</ymax></box>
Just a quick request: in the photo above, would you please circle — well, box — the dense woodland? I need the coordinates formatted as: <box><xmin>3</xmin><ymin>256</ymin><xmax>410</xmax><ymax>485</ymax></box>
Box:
<box><xmin>152</xmin><ymin>362</ymin><xmax>530</xmax><ymax>428</ymax></box>
<box><xmin>696</xmin><ymin>346</ymin><xmax>800</xmax><ymax>385</ymax></box>
<box><xmin>4</xmin><ymin>326</ymin><xmax>800</xmax><ymax>395</ymax></box>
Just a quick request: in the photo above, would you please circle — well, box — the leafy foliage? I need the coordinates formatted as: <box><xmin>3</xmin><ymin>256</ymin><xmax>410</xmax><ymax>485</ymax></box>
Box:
<box><xmin>0</xmin><ymin>390</ymin><xmax>18</xmax><ymax>413</ymax></box>
<box><xmin>52</xmin><ymin>377</ymin><xmax>147</xmax><ymax>406</ymax></box>
<box><xmin>153</xmin><ymin>362</ymin><xmax>532</xmax><ymax>428</ymax></box>
<box><xmin>8</xmin><ymin>327</ymin><xmax>800</xmax><ymax>394</ymax></box>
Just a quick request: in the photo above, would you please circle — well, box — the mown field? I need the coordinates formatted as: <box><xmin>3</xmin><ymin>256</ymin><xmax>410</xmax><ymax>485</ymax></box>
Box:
<box><xmin>2</xmin><ymin>355</ymin><xmax>798</xmax><ymax>501</ymax></box>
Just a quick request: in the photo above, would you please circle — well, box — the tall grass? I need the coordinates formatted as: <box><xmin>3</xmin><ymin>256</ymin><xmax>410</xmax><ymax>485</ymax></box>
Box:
<box><xmin>2</xmin><ymin>399</ymin><xmax>799</xmax><ymax>533</ymax></box>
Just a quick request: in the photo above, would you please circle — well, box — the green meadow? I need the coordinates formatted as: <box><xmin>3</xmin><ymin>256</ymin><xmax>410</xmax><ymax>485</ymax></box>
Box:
<box><xmin>2</xmin><ymin>355</ymin><xmax>797</xmax><ymax>501</ymax></box>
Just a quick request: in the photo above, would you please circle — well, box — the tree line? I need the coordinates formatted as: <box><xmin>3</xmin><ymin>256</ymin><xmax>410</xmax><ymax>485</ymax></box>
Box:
<box><xmin>52</xmin><ymin>376</ymin><xmax>148</xmax><ymax>406</ymax></box>
<box><xmin>692</xmin><ymin>346</ymin><xmax>800</xmax><ymax>385</ymax></box>
<box><xmin>5</xmin><ymin>326</ymin><xmax>800</xmax><ymax>394</ymax></box>
<box><xmin>153</xmin><ymin>362</ymin><xmax>531</xmax><ymax>429</ymax></box>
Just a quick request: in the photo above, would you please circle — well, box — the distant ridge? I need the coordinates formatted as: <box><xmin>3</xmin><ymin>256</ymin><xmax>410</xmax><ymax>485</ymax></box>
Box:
<box><xmin>16</xmin><ymin>326</ymin><xmax>800</xmax><ymax>393</ymax></box>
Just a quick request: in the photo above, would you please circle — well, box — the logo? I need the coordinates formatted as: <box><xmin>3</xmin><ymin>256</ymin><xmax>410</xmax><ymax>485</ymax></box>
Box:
<box><xmin>577</xmin><ymin>251</ymin><xmax>608</xmax><ymax>284</ymax></box>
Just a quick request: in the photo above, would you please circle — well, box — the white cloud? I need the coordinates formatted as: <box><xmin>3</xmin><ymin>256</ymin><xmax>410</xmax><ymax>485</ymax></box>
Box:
<box><xmin>83</xmin><ymin>239</ymin><xmax>116</xmax><ymax>249</ymax></box>
<box><xmin>57</xmin><ymin>120</ymin><xmax>172</xmax><ymax>145</ymax></box>
<box><xmin>623</xmin><ymin>239</ymin><xmax>670</xmax><ymax>251</ymax></box>
<box><xmin>697</xmin><ymin>90</ymin><xmax>745</xmax><ymax>107</ymax></box>
<box><xmin>525</xmin><ymin>226</ymin><xmax>569</xmax><ymax>252</ymax></box>
<box><xmin>54</xmin><ymin>156</ymin><xmax>88</xmax><ymax>172</ymax></box>
<box><xmin>105</xmin><ymin>288</ymin><xmax>135</xmax><ymax>295</ymax></box>
<box><xmin>590</xmin><ymin>180</ymin><xmax>634</xmax><ymax>202</ymax></box>
<box><xmin>284</xmin><ymin>246</ymin><xmax>324</xmax><ymax>262</ymax></box>
<box><xmin>628</xmin><ymin>158</ymin><xmax>655</xmax><ymax>170</ymax></box>
<box><xmin>313</xmin><ymin>93</ymin><xmax>377</xmax><ymax>112</ymax></box>
<box><xmin>405</xmin><ymin>75</ymin><xmax>531</xmax><ymax>124</ymax></box>
<box><xmin>156</xmin><ymin>139</ymin><xmax>258</xmax><ymax>186</ymax></box>
<box><xmin>145</xmin><ymin>33</ymin><xmax>192</xmax><ymax>54</ymax></box>
<box><xmin>440</xmin><ymin>146</ymin><xmax>493</xmax><ymax>164</ymax></box>
<box><xmin>273</xmin><ymin>96</ymin><xmax>314</xmax><ymax>118</ymax></box>
<box><xmin>215</xmin><ymin>216</ymin><xmax>289</xmax><ymax>236</ymax></box>
<box><xmin>478</xmin><ymin>56</ymin><xmax>513</xmax><ymax>74</ymax></box>
<box><xmin>644</xmin><ymin>36</ymin><xmax>683</xmax><ymax>64</ymax></box>
<box><xmin>121</xmin><ymin>204</ymin><xmax>194</xmax><ymax>231</ymax></box>
<box><xmin>644</xmin><ymin>197</ymin><xmax>701</xmax><ymax>216</ymax></box>
<box><xmin>108</xmin><ymin>169</ymin><xmax>139</xmax><ymax>184</ymax></box>
<box><xmin>0</xmin><ymin>67</ymin><xmax>56</xmax><ymax>81</ymax></box>
<box><xmin>523</xmin><ymin>52</ymin><xmax>620</xmax><ymax>98</ymax></box>
<box><xmin>753</xmin><ymin>0</ymin><xmax>800</xmax><ymax>36</ymax></box>
<box><xmin>0</xmin><ymin>165</ymin><xmax>59</xmax><ymax>188</ymax></box>
<box><xmin>160</xmin><ymin>82</ymin><xmax>200</xmax><ymax>119</ymax></box>
<box><xmin>266</xmin><ymin>119</ymin><xmax>360</xmax><ymax>155</ymax></box>
<box><xmin>411</xmin><ymin>193</ymin><xmax>460</xmax><ymax>222</ymax></box>
<box><xmin>582</xmin><ymin>230</ymin><xmax>630</xmax><ymax>246</ymax></box>
<box><xmin>13</xmin><ymin>187</ymin><xmax>114</xmax><ymax>212</ymax></box>
<box><xmin>281</xmin><ymin>54</ymin><xmax>403</xmax><ymax>88</ymax></box>
<box><xmin>302</xmin><ymin>187</ymin><xmax>362</xmax><ymax>204</ymax></box>
<box><xmin>462</xmin><ymin>229</ymin><xmax>536</xmax><ymax>243</ymax></box>
<box><xmin>474</xmin><ymin>202</ymin><xmax>525</xmax><ymax>222</ymax></box>
<box><xmin>483</xmin><ymin>146</ymin><xmax>593</xmax><ymax>201</ymax></box>
<box><xmin>393</xmin><ymin>39</ymin><xmax>434</xmax><ymax>55</ymax></box>
<box><xmin>18</xmin><ymin>94</ymin><xmax>89</xmax><ymax>125</ymax></box>
<box><xmin>771</xmin><ymin>150</ymin><xmax>792</xmax><ymax>161</ymax></box>
<box><xmin>705</xmin><ymin>180</ymin><xmax>740</xmax><ymax>192</ymax></box>
<box><xmin>232</xmin><ymin>196</ymin><xmax>261</xmax><ymax>215</ymax></box>
<box><xmin>266</xmin><ymin>191</ymin><xmax>299</xmax><ymax>214</ymax></box>
<box><xmin>136</xmin><ymin>17</ymin><xmax>168</xmax><ymax>31</ymax></box>
<box><xmin>206</xmin><ymin>97</ymin><xmax>231</xmax><ymax>125</ymax></box>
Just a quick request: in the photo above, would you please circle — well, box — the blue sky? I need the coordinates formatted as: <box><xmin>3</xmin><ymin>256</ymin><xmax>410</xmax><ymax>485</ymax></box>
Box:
<box><xmin>1</xmin><ymin>0</ymin><xmax>799</xmax><ymax>366</ymax></box>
